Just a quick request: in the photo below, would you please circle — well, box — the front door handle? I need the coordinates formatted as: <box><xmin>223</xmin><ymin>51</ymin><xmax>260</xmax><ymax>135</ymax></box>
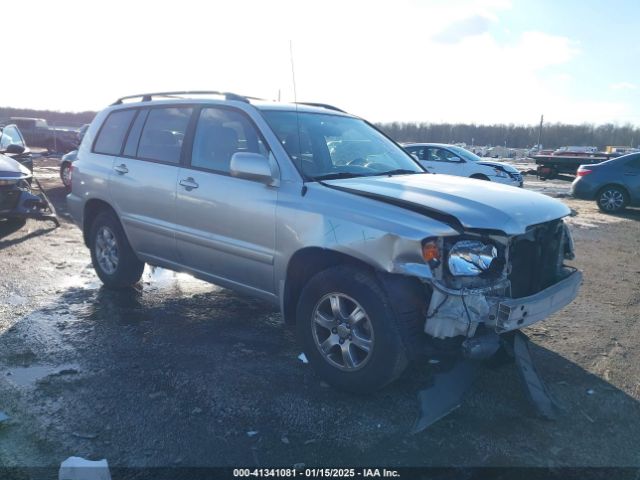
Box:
<box><xmin>114</xmin><ymin>164</ymin><xmax>129</xmax><ymax>174</ymax></box>
<box><xmin>179</xmin><ymin>177</ymin><xmax>199</xmax><ymax>190</ymax></box>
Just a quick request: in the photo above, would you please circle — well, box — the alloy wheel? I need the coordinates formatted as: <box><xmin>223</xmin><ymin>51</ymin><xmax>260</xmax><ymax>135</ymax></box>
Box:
<box><xmin>311</xmin><ymin>293</ymin><xmax>374</xmax><ymax>371</ymax></box>
<box><xmin>95</xmin><ymin>225</ymin><xmax>119</xmax><ymax>275</ymax></box>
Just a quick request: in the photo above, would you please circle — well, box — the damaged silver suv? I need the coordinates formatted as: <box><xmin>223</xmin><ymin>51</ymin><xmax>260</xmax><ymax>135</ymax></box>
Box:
<box><xmin>67</xmin><ymin>91</ymin><xmax>581</xmax><ymax>394</ymax></box>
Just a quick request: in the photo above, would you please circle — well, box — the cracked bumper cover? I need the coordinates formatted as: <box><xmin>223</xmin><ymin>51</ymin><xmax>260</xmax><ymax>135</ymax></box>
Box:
<box><xmin>491</xmin><ymin>270</ymin><xmax>582</xmax><ymax>332</ymax></box>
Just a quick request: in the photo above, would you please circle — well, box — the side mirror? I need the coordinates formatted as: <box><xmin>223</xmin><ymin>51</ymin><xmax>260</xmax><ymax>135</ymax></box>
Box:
<box><xmin>5</xmin><ymin>144</ymin><xmax>26</xmax><ymax>154</ymax></box>
<box><xmin>450</xmin><ymin>156</ymin><xmax>463</xmax><ymax>162</ymax></box>
<box><xmin>411</xmin><ymin>153</ymin><xmax>420</xmax><ymax>161</ymax></box>
<box><xmin>230</xmin><ymin>152</ymin><xmax>276</xmax><ymax>185</ymax></box>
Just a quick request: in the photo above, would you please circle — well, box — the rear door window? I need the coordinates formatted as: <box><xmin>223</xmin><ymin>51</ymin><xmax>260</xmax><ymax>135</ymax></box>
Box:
<box><xmin>94</xmin><ymin>109</ymin><xmax>137</xmax><ymax>155</ymax></box>
<box><xmin>137</xmin><ymin>107</ymin><xmax>193</xmax><ymax>163</ymax></box>
<box><xmin>625</xmin><ymin>156</ymin><xmax>640</xmax><ymax>170</ymax></box>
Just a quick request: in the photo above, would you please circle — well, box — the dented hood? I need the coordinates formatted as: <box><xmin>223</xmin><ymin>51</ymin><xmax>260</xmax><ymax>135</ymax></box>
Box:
<box><xmin>324</xmin><ymin>173</ymin><xmax>570</xmax><ymax>235</ymax></box>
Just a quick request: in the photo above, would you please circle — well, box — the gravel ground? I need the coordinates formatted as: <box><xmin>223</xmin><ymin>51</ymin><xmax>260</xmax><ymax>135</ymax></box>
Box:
<box><xmin>1</xmin><ymin>158</ymin><xmax>639</xmax><ymax>476</ymax></box>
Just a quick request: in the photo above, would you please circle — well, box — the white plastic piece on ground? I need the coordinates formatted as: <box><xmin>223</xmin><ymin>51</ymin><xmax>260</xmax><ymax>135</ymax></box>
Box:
<box><xmin>59</xmin><ymin>457</ymin><xmax>111</xmax><ymax>480</ymax></box>
<box><xmin>297</xmin><ymin>353</ymin><xmax>309</xmax><ymax>364</ymax></box>
<box><xmin>247</xmin><ymin>431</ymin><xmax>259</xmax><ymax>437</ymax></box>
<box><xmin>0</xmin><ymin>411</ymin><xmax>9</xmax><ymax>423</ymax></box>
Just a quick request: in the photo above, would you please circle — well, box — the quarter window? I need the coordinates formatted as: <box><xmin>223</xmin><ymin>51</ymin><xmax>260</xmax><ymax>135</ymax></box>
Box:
<box><xmin>137</xmin><ymin>107</ymin><xmax>193</xmax><ymax>163</ymax></box>
<box><xmin>94</xmin><ymin>109</ymin><xmax>136</xmax><ymax>155</ymax></box>
<box><xmin>191</xmin><ymin>108</ymin><xmax>269</xmax><ymax>173</ymax></box>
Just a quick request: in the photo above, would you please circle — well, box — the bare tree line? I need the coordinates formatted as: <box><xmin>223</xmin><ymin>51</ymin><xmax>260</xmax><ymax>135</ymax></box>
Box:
<box><xmin>376</xmin><ymin>122</ymin><xmax>640</xmax><ymax>149</ymax></box>
<box><xmin>3</xmin><ymin>106</ymin><xmax>639</xmax><ymax>150</ymax></box>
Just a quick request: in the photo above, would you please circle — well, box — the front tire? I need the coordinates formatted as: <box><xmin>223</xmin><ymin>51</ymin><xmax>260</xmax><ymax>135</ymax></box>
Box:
<box><xmin>296</xmin><ymin>265</ymin><xmax>409</xmax><ymax>393</ymax></box>
<box><xmin>89</xmin><ymin>211</ymin><xmax>144</xmax><ymax>289</ymax></box>
<box><xmin>597</xmin><ymin>185</ymin><xmax>627</xmax><ymax>213</ymax></box>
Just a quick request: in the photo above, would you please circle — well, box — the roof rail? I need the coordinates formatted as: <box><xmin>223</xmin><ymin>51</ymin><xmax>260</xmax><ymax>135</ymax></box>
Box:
<box><xmin>295</xmin><ymin>102</ymin><xmax>346</xmax><ymax>113</ymax></box>
<box><xmin>111</xmin><ymin>91</ymin><xmax>252</xmax><ymax>105</ymax></box>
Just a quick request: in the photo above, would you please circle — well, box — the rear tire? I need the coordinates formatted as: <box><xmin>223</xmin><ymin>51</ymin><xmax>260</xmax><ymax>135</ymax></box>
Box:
<box><xmin>296</xmin><ymin>265</ymin><xmax>409</xmax><ymax>393</ymax></box>
<box><xmin>597</xmin><ymin>185</ymin><xmax>627</xmax><ymax>213</ymax></box>
<box><xmin>89</xmin><ymin>211</ymin><xmax>144</xmax><ymax>289</ymax></box>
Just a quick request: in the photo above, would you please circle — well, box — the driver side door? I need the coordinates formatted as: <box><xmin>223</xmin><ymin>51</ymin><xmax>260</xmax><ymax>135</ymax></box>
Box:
<box><xmin>425</xmin><ymin>147</ymin><xmax>465</xmax><ymax>176</ymax></box>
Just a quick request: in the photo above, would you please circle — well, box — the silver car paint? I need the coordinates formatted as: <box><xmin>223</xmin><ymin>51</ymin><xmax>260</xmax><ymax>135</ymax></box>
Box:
<box><xmin>67</xmin><ymin>98</ymin><xmax>579</xmax><ymax>337</ymax></box>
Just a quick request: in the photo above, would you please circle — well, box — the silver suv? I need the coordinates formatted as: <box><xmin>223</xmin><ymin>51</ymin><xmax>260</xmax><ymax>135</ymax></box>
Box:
<box><xmin>67</xmin><ymin>91</ymin><xmax>581</xmax><ymax>393</ymax></box>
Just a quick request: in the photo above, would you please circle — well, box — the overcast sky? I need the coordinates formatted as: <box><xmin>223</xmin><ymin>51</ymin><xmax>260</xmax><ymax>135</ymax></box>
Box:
<box><xmin>3</xmin><ymin>0</ymin><xmax>638</xmax><ymax>125</ymax></box>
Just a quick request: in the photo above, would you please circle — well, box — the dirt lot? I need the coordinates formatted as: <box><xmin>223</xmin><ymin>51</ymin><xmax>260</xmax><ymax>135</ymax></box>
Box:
<box><xmin>1</xmin><ymin>159</ymin><xmax>639</xmax><ymax>476</ymax></box>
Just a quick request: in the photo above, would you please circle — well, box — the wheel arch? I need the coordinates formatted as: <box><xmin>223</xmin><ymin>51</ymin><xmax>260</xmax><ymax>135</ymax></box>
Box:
<box><xmin>597</xmin><ymin>182</ymin><xmax>631</xmax><ymax>200</ymax></box>
<box><xmin>282</xmin><ymin>247</ymin><xmax>430</xmax><ymax>331</ymax></box>
<box><xmin>82</xmin><ymin>199</ymin><xmax>118</xmax><ymax>247</ymax></box>
<box><xmin>282</xmin><ymin>248</ymin><xmax>374</xmax><ymax>326</ymax></box>
<box><xmin>470</xmin><ymin>173</ymin><xmax>490</xmax><ymax>181</ymax></box>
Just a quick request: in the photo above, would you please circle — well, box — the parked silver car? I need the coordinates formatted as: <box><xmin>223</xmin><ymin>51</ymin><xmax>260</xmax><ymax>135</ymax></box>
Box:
<box><xmin>67</xmin><ymin>91</ymin><xmax>581</xmax><ymax>393</ymax></box>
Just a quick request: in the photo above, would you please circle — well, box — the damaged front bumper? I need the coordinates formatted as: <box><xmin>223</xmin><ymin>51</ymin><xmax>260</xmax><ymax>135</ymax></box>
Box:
<box><xmin>422</xmin><ymin>270</ymin><xmax>582</xmax><ymax>339</ymax></box>
<box><xmin>0</xmin><ymin>178</ymin><xmax>59</xmax><ymax>225</ymax></box>
<box><xmin>492</xmin><ymin>270</ymin><xmax>582</xmax><ymax>332</ymax></box>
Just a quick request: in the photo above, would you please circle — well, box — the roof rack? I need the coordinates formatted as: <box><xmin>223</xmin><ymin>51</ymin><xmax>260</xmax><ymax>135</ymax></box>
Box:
<box><xmin>111</xmin><ymin>91</ymin><xmax>254</xmax><ymax>105</ymax></box>
<box><xmin>295</xmin><ymin>102</ymin><xmax>345</xmax><ymax>113</ymax></box>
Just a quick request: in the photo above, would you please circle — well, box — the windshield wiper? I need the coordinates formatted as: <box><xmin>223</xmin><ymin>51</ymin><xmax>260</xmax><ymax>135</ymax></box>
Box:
<box><xmin>374</xmin><ymin>169</ymin><xmax>423</xmax><ymax>177</ymax></box>
<box><xmin>311</xmin><ymin>172</ymin><xmax>368</xmax><ymax>181</ymax></box>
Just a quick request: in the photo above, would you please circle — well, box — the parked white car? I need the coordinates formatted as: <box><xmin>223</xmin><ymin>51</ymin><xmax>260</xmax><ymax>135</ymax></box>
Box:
<box><xmin>403</xmin><ymin>143</ymin><xmax>523</xmax><ymax>187</ymax></box>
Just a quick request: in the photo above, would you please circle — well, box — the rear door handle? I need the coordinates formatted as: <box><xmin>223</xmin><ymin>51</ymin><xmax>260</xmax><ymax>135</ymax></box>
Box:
<box><xmin>179</xmin><ymin>177</ymin><xmax>199</xmax><ymax>190</ymax></box>
<box><xmin>114</xmin><ymin>164</ymin><xmax>129</xmax><ymax>174</ymax></box>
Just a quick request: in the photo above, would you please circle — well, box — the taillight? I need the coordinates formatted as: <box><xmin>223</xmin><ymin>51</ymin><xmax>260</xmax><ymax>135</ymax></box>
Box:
<box><xmin>577</xmin><ymin>169</ymin><xmax>592</xmax><ymax>177</ymax></box>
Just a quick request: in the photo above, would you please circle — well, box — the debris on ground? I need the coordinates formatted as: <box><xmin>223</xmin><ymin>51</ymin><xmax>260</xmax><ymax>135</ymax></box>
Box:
<box><xmin>0</xmin><ymin>411</ymin><xmax>10</xmax><ymax>424</ymax></box>
<box><xmin>297</xmin><ymin>353</ymin><xmax>309</xmax><ymax>364</ymax></box>
<box><xmin>58</xmin><ymin>456</ymin><xmax>111</xmax><ymax>480</ymax></box>
<box><xmin>247</xmin><ymin>430</ymin><xmax>259</xmax><ymax>437</ymax></box>
<box><xmin>413</xmin><ymin>359</ymin><xmax>475</xmax><ymax>433</ymax></box>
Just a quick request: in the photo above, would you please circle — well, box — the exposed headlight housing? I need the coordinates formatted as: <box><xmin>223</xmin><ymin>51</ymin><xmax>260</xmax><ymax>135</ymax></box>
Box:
<box><xmin>448</xmin><ymin>240</ymin><xmax>499</xmax><ymax>276</ymax></box>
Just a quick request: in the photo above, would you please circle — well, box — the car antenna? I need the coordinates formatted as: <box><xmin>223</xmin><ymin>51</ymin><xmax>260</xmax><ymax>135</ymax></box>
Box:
<box><xmin>290</xmin><ymin>40</ymin><xmax>307</xmax><ymax>196</ymax></box>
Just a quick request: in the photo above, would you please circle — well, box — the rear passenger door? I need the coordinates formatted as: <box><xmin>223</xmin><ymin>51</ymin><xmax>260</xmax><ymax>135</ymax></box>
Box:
<box><xmin>106</xmin><ymin>106</ymin><xmax>193</xmax><ymax>264</ymax></box>
<box><xmin>174</xmin><ymin>106</ymin><xmax>277</xmax><ymax>296</ymax></box>
<box><xmin>623</xmin><ymin>156</ymin><xmax>640</xmax><ymax>203</ymax></box>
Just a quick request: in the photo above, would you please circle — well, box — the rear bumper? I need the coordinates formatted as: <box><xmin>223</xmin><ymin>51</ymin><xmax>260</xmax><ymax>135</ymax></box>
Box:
<box><xmin>570</xmin><ymin>179</ymin><xmax>598</xmax><ymax>200</ymax></box>
<box><xmin>66</xmin><ymin>192</ymin><xmax>84</xmax><ymax>228</ymax></box>
<box><xmin>492</xmin><ymin>270</ymin><xmax>582</xmax><ymax>333</ymax></box>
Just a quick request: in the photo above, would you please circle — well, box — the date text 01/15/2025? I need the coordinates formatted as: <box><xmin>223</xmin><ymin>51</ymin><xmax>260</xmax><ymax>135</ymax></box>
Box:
<box><xmin>233</xmin><ymin>468</ymin><xmax>401</xmax><ymax>478</ymax></box>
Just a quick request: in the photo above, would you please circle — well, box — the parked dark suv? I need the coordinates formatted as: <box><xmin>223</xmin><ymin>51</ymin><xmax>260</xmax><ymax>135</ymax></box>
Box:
<box><xmin>571</xmin><ymin>153</ymin><xmax>640</xmax><ymax>213</ymax></box>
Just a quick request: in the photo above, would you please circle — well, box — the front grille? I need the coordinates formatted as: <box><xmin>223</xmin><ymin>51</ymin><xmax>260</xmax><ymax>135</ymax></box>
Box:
<box><xmin>509</xmin><ymin>220</ymin><xmax>563</xmax><ymax>298</ymax></box>
<box><xmin>510</xmin><ymin>172</ymin><xmax>523</xmax><ymax>182</ymax></box>
<box><xmin>0</xmin><ymin>188</ymin><xmax>20</xmax><ymax>212</ymax></box>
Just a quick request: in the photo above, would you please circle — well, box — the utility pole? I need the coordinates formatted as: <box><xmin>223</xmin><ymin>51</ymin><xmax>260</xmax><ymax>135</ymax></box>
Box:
<box><xmin>536</xmin><ymin>114</ymin><xmax>544</xmax><ymax>149</ymax></box>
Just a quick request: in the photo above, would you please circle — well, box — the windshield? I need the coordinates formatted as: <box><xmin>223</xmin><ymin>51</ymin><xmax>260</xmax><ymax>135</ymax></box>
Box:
<box><xmin>261</xmin><ymin>110</ymin><xmax>425</xmax><ymax>180</ymax></box>
<box><xmin>448</xmin><ymin>145</ymin><xmax>482</xmax><ymax>162</ymax></box>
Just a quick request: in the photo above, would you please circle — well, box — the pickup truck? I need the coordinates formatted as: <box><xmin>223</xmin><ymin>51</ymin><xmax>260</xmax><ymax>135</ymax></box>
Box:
<box><xmin>8</xmin><ymin>117</ymin><xmax>78</xmax><ymax>153</ymax></box>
